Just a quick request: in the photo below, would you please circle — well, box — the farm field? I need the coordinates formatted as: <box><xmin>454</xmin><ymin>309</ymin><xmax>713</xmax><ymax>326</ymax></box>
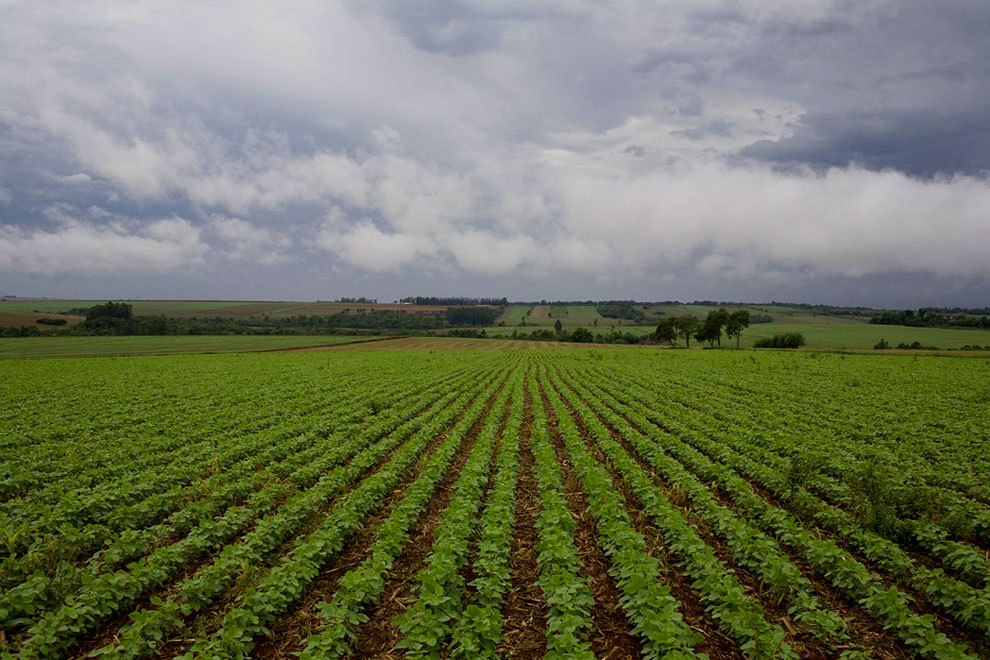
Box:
<box><xmin>0</xmin><ymin>300</ymin><xmax>451</xmax><ymax>319</ymax></box>
<box><xmin>495</xmin><ymin>304</ymin><xmax>533</xmax><ymax>325</ymax></box>
<box><xmin>305</xmin><ymin>337</ymin><xmax>634</xmax><ymax>352</ymax></box>
<box><xmin>489</xmin><ymin>317</ymin><xmax>990</xmax><ymax>350</ymax></box>
<box><xmin>0</xmin><ymin>335</ymin><xmax>374</xmax><ymax>359</ymax></box>
<box><xmin>0</xmin><ymin>311</ymin><xmax>86</xmax><ymax>330</ymax></box>
<box><xmin>522</xmin><ymin>305</ymin><xmax>605</xmax><ymax>327</ymax></box>
<box><xmin>1</xmin><ymin>348</ymin><xmax>989</xmax><ymax>659</ymax></box>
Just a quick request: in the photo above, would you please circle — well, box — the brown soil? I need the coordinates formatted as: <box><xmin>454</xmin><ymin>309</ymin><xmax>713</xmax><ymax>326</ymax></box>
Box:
<box><xmin>536</xmin><ymin>382</ymin><xmax>642</xmax><ymax>659</ymax></box>
<box><xmin>250</xmin><ymin>402</ymin><xmax>480</xmax><ymax>659</ymax></box>
<box><xmin>0</xmin><ymin>310</ymin><xmax>85</xmax><ymax>328</ymax></box>
<box><xmin>344</xmin><ymin>377</ymin><xmax>508</xmax><ymax>659</ymax></box>
<box><xmin>547</xmin><ymin>379</ymin><xmax>747</xmax><ymax>660</ymax></box>
<box><xmin>497</xmin><ymin>381</ymin><xmax>549</xmax><ymax>658</ymax></box>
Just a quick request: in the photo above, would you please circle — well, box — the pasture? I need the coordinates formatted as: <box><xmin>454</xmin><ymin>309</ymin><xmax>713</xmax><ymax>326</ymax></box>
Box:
<box><xmin>488</xmin><ymin>316</ymin><xmax>990</xmax><ymax>350</ymax></box>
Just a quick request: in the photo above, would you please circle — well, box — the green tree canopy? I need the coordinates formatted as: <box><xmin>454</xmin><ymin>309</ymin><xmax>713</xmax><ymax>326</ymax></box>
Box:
<box><xmin>724</xmin><ymin>310</ymin><xmax>751</xmax><ymax>348</ymax></box>
<box><xmin>654</xmin><ymin>318</ymin><xmax>677</xmax><ymax>345</ymax></box>
<box><xmin>674</xmin><ymin>314</ymin><xmax>698</xmax><ymax>347</ymax></box>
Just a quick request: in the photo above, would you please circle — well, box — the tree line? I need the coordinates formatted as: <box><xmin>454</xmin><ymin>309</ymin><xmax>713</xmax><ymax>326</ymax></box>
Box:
<box><xmin>1</xmin><ymin>302</ymin><xmax>505</xmax><ymax>337</ymax></box>
<box><xmin>654</xmin><ymin>309</ymin><xmax>752</xmax><ymax>348</ymax></box>
<box><xmin>870</xmin><ymin>309</ymin><xmax>990</xmax><ymax>329</ymax></box>
<box><xmin>400</xmin><ymin>296</ymin><xmax>508</xmax><ymax>306</ymax></box>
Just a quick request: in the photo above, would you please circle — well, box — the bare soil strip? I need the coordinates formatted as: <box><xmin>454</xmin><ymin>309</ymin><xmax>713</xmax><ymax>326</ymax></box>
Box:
<box><xmin>537</xmin><ymin>381</ymin><xmax>642</xmax><ymax>660</ymax></box>
<box><xmin>497</xmin><ymin>381</ymin><xmax>548</xmax><ymax>658</ymax></box>
<box><xmin>549</xmin><ymin>379</ymin><xmax>747</xmax><ymax>660</ymax></box>
<box><xmin>344</xmin><ymin>378</ymin><xmax>508</xmax><ymax>659</ymax></box>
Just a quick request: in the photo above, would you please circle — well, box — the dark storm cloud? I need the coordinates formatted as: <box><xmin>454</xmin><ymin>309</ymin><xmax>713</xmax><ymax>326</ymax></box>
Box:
<box><xmin>741</xmin><ymin>110</ymin><xmax>990</xmax><ymax>177</ymax></box>
<box><xmin>723</xmin><ymin>2</ymin><xmax>990</xmax><ymax>177</ymax></box>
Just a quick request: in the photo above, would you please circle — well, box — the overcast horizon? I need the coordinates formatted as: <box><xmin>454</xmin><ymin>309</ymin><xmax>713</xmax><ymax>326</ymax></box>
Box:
<box><xmin>2</xmin><ymin>2</ymin><xmax>989</xmax><ymax>309</ymax></box>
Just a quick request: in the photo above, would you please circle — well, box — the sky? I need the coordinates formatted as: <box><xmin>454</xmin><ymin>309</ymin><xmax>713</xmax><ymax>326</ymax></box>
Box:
<box><xmin>1</xmin><ymin>1</ymin><xmax>989</xmax><ymax>308</ymax></box>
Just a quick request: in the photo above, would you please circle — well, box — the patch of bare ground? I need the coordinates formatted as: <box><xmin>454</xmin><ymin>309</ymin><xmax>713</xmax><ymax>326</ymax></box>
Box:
<box><xmin>497</xmin><ymin>382</ymin><xmax>548</xmax><ymax>658</ymax></box>
<box><xmin>344</xmin><ymin>377</ymin><xmax>507</xmax><ymax>659</ymax></box>
<box><xmin>619</xmin><ymin>394</ymin><xmax>983</xmax><ymax>656</ymax></box>
<box><xmin>536</xmin><ymin>381</ymin><xmax>642</xmax><ymax>660</ymax></box>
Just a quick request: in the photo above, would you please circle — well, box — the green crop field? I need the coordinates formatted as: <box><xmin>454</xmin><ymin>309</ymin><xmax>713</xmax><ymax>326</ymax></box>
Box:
<box><xmin>495</xmin><ymin>304</ymin><xmax>533</xmax><ymax>325</ymax></box>
<box><xmin>523</xmin><ymin>305</ymin><xmax>604</xmax><ymax>326</ymax></box>
<box><xmin>1</xmin><ymin>345</ymin><xmax>988</xmax><ymax>659</ymax></box>
<box><xmin>550</xmin><ymin>317</ymin><xmax>990</xmax><ymax>350</ymax></box>
<box><xmin>0</xmin><ymin>335</ymin><xmax>374</xmax><ymax>359</ymax></box>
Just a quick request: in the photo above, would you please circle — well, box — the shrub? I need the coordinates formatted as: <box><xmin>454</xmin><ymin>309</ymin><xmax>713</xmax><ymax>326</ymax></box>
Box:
<box><xmin>754</xmin><ymin>333</ymin><xmax>806</xmax><ymax>348</ymax></box>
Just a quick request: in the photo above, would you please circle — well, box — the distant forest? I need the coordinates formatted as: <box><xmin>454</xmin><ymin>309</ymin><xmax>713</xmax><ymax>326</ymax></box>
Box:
<box><xmin>1</xmin><ymin>301</ymin><xmax>502</xmax><ymax>337</ymax></box>
<box><xmin>870</xmin><ymin>308</ymin><xmax>990</xmax><ymax>329</ymax></box>
<box><xmin>400</xmin><ymin>296</ymin><xmax>508</xmax><ymax>306</ymax></box>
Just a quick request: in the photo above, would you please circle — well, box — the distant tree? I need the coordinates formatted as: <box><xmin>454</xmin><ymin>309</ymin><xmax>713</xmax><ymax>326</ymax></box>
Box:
<box><xmin>571</xmin><ymin>327</ymin><xmax>593</xmax><ymax>343</ymax></box>
<box><xmin>654</xmin><ymin>318</ymin><xmax>677</xmax><ymax>346</ymax></box>
<box><xmin>82</xmin><ymin>301</ymin><xmax>134</xmax><ymax>334</ymax></box>
<box><xmin>445</xmin><ymin>306</ymin><xmax>499</xmax><ymax>326</ymax></box>
<box><xmin>86</xmin><ymin>301</ymin><xmax>133</xmax><ymax>321</ymax></box>
<box><xmin>554</xmin><ymin>319</ymin><xmax>563</xmax><ymax>333</ymax></box>
<box><xmin>696</xmin><ymin>309</ymin><xmax>729</xmax><ymax>347</ymax></box>
<box><xmin>674</xmin><ymin>314</ymin><xmax>698</xmax><ymax>347</ymax></box>
<box><xmin>724</xmin><ymin>310</ymin><xmax>751</xmax><ymax>348</ymax></box>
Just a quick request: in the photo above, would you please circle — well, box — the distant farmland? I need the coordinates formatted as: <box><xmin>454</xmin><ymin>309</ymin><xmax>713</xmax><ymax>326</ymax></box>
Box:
<box><xmin>0</xmin><ymin>299</ymin><xmax>450</xmax><ymax>318</ymax></box>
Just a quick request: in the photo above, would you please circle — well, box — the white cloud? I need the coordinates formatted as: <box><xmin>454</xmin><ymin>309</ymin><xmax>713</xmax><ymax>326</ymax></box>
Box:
<box><xmin>57</xmin><ymin>173</ymin><xmax>92</xmax><ymax>183</ymax></box>
<box><xmin>210</xmin><ymin>215</ymin><xmax>292</xmax><ymax>265</ymax></box>
<box><xmin>315</xmin><ymin>221</ymin><xmax>435</xmax><ymax>272</ymax></box>
<box><xmin>544</xmin><ymin>161</ymin><xmax>990</xmax><ymax>279</ymax></box>
<box><xmin>0</xmin><ymin>214</ymin><xmax>208</xmax><ymax>276</ymax></box>
<box><xmin>445</xmin><ymin>230</ymin><xmax>537</xmax><ymax>275</ymax></box>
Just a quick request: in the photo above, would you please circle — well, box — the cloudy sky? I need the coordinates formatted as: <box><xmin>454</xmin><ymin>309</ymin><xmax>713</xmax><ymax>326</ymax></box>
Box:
<box><xmin>1</xmin><ymin>1</ymin><xmax>989</xmax><ymax>307</ymax></box>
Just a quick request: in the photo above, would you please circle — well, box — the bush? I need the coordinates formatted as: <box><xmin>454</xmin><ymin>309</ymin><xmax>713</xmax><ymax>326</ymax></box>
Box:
<box><xmin>570</xmin><ymin>327</ymin><xmax>593</xmax><ymax>343</ymax></box>
<box><xmin>873</xmin><ymin>338</ymin><xmax>890</xmax><ymax>349</ymax></box>
<box><xmin>895</xmin><ymin>341</ymin><xmax>939</xmax><ymax>350</ymax></box>
<box><xmin>36</xmin><ymin>317</ymin><xmax>67</xmax><ymax>326</ymax></box>
<box><xmin>754</xmin><ymin>333</ymin><xmax>806</xmax><ymax>348</ymax></box>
